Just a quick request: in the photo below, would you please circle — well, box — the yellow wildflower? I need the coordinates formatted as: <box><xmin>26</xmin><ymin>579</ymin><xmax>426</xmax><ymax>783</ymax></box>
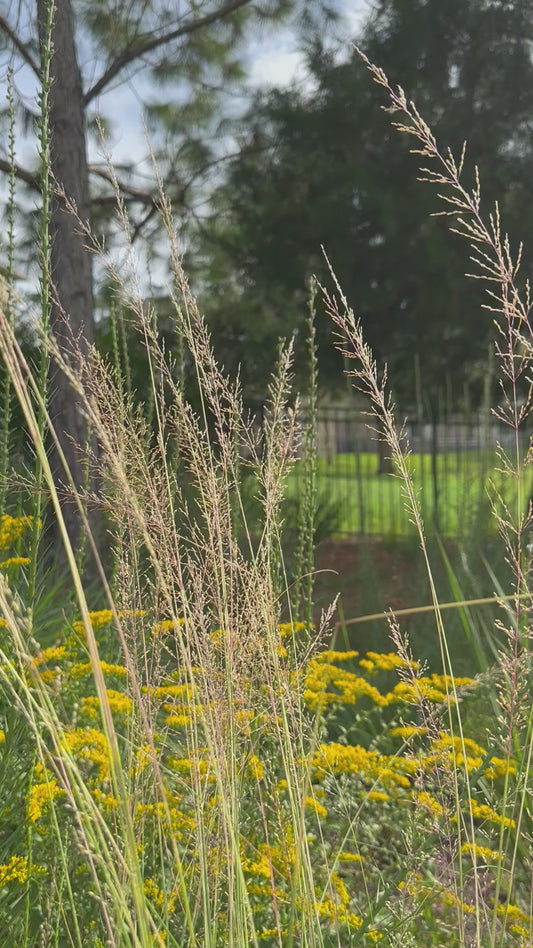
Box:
<box><xmin>508</xmin><ymin>924</ymin><xmax>530</xmax><ymax>939</ymax></box>
<box><xmin>460</xmin><ymin>843</ymin><xmax>502</xmax><ymax>862</ymax></box>
<box><xmin>143</xmin><ymin>878</ymin><xmax>176</xmax><ymax>913</ymax></box>
<box><xmin>165</xmin><ymin>713</ymin><xmax>190</xmax><ymax>727</ymax></box>
<box><xmin>72</xmin><ymin>608</ymin><xmax>146</xmax><ymax>635</ymax></box>
<box><xmin>27</xmin><ymin>778</ymin><xmax>65</xmax><ymax>823</ymax></box>
<box><xmin>81</xmin><ymin>689</ymin><xmax>133</xmax><ymax>719</ymax></box>
<box><xmin>314</xmin><ymin>896</ymin><xmax>363</xmax><ymax>929</ymax></box>
<box><xmin>151</xmin><ymin>618</ymin><xmax>184</xmax><ymax>636</ymax></box>
<box><xmin>0</xmin><ymin>730</ymin><xmax>4</xmax><ymax>743</ymax></box>
<box><xmin>248</xmin><ymin>755</ymin><xmax>264</xmax><ymax>781</ymax></box>
<box><xmin>243</xmin><ymin>852</ymin><xmax>273</xmax><ymax>880</ymax></box>
<box><xmin>304</xmin><ymin>660</ymin><xmax>389</xmax><ymax>712</ymax></box>
<box><xmin>359</xmin><ymin>651</ymin><xmax>417</xmax><ymax>674</ymax></box>
<box><xmin>72</xmin><ymin>609</ymin><xmax>114</xmax><ymax>634</ymax></box>
<box><xmin>331</xmin><ymin>871</ymin><xmax>350</xmax><ymax>906</ymax></box>
<box><xmin>0</xmin><ymin>855</ymin><xmax>29</xmax><ymax>886</ymax></box>
<box><xmin>0</xmin><ymin>556</ymin><xmax>30</xmax><ymax>569</ymax></box>
<box><xmin>279</xmin><ymin>621</ymin><xmax>308</xmax><ymax>638</ymax></box>
<box><xmin>432</xmin><ymin>732</ymin><xmax>487</xmax><ymax>758</ymax></box>
<box><xmin>32</xmin><ymin>646</ymin><xmax>69</xmax><ymax>667</ymax></box>
<box><xmin>469</xmin><ymin>800</ymin><xmax>515</xmax><ymax>830</ymax></box>
<box><xmin>304</xmin><ymin>796</ymin><xmax>327</xmax><ymax>819</ymax></box>
<box><xmin>69</xmin><ymin>661</ymin><xmax>128</xmax><ymax>679</ymax></box>
<box><xmin>495</xmin><ymin>901</ymin><xmax>531</xmax><ymax>925</ymax></box>
<box><xmin>485</xmin><ymin>756</ymin><xmax>516</xmax><ymax>779</ymax></box>
<box><xmin>61</xmin><ymin>728</ymin><xmax>110</xmax><ymax>780</ymax></box>
<box><xmin>0</xmin><ymin>515</ymin><xmax>35</xmax><ymax>550</ymax></box>
<box><xmin>144</xmin><ymin>683</ymin><xmax>193</xmax><ymax>700</ymax></box>
<box><xmin>313</xmin><ymin>649</ymin><xmax>360</xmax><ymax>664</ymax></box>
<box><xmin>416</xmin><ymin>791</ymin><xmax>444</xmax><ymax>818</ymax></box>
<box><xmin>0</xmin><ymin>854</ymin><xmax>44</xmax><ymax>886</ymax></box>
<box><xmin>90</xmin><ymin>788</ymin><xmax>118</xmax><ymax>811</ymax></box>
<box><xmin>390</xmin><ymin>725</ymin><xmax>428</xmax><ymax>739</ymax></box>
<box><xmin>338</xmin><ymin>852</ymin><xmax>363</xmax><ymax>864</ymax></box>
<box><xmin>312</xmin><ymin>742</ymin><xmax>410</xmax><ymax>788</ymax></box>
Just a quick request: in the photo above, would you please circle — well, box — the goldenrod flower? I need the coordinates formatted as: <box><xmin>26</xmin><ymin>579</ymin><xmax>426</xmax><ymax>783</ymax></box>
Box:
<box><xmin>27</xmin><ymin>778</ymin><xmax>65</xmax><ymax>822</ymax></box>
<box><xmin>0</xmin><ymin>556</ymin><xmax>30</xmax><ymax>569</ymax></box>
<box><xmin>304</xmin><ymin>796</ymin><xmax>327</xmax><ymax>818</ymax></box>
<box><xmin>32</xmin><ymin>646</ymin><xmax>69</xmax><ymax>667</ymax></box>
<box><xmin>0</xmin><ymin>854</ymin><xmax>45</xmax><ymax>886</ymax></box>
<box><xmin>469</xmin><ymin>799</ymin><xmax>515</xmax><ymax>830</ymax></box>
<box><xmin>81</xmin><ymin>689</ymin><xmax>133</xmax><ymax>719</ymax></box>
<box><xmin>69</xmin><ymin>661</ymin><xmax>128</xmax><ymax>679</ymax></box>
<box><xmin>0</xmin><ymin>515</ymin><xmax>35</xmax><ymax>550</ymax></box>
<box><xmin>248</xmin><ymin>755</ymin><xmax>264</xmax><ymax>780</ymax></box>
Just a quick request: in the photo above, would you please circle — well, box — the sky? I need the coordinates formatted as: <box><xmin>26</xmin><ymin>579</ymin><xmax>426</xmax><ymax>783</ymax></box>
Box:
<box><xmin>85</xmin><ymin>0</ymin><xmax>372</xmax><ymax>167</ymax></box>
<box><xmin>0</xmin><ymin>0</ymin><xmax>372</xmax><ymax>292</ymax></box>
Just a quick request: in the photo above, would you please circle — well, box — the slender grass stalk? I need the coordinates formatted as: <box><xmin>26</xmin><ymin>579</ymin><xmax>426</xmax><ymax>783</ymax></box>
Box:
<box><xmin>0</xmin><ymin>67</ymin><xmax>17</xmax><ymax>518</ymax></box>
<box><xmin>292</xmin><ymin>279</ymin><xmax>318</xmax><ymax>628</ymax></box>
<box><xmin>28</xmin><ymin>0</ymin><xmax>55</xmax><ymax>611</ymax></box>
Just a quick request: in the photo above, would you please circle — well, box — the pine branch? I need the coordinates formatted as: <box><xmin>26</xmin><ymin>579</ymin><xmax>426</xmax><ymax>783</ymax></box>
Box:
<box><xmin>0</xmin><ymin>158</ymin><xmax>39</xmax><ymax>191</ymax></box>
<box><xmin>0</xmin><ymin>14</ymin><xmax>40</xmax><ymax>75</ymax></box>
<box><xmin>84</xmin><ymin>0</ymin><xmax>253</xmax><ymax>104</ymax></box>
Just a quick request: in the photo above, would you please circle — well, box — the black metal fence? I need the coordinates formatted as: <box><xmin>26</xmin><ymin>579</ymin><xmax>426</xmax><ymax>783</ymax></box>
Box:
<box><xmin>287</xmin><ymin>406</ymin><xmax>533</xmax><ymax>538</ymax></box>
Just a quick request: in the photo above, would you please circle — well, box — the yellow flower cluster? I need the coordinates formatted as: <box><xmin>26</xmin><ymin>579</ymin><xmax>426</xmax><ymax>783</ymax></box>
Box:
<box><xmin>359</xmin><ymin>651</ymin><xmax>418</xmax><ymax>674</ymax></box>
<box><xmin>151</xmin><ymin>618</ymin><xmax>185</xmax><ymax>636</ymax></box>
<box><xmin>390</xmin><ymin>725</ymin><xmax>428</xmax><ymax>739</ymax></box>
<box><xmin>338</xmin><ymin>852</ymin><xmax>363</xmax><ymax>864</ymax></box>
<box><xmin>72</xmin><ymin>608</ymin><xmax>146</xmax><ymax>635</ymax></box>
<box><xmin>469</xmin><ymin>799</ymin><xmax>516</xmax><ymax>830</ymax></box>
<box><xmin>61</xmin><ymin>728</ymin><xmax>110</xmax><ymax>781</ymax></box>
<box><xmin>278</xmin><ymin>621</ymin><xmax>308</xmax><ymax>638</ymax></box>
<box><xmin>304</xmin><ymin>659</ymin><xmax>389</xmax><ymax>711</ymax></box>
<box><xmin>312</xmin><ymin>742</ymin><xmax>410</xmax><ymax>789</ymax></box>
<box><xmin>248</xmin><ymin>754</ymin><xmax>264</xmax><ymax>781</ymax></box>
<box><xmin>416</xmin><ymin>791</ymin><xmax>445</xmax><ymax>818</ymax></box>
<box><xmin>69</xmin><ymin>660</ymin><xmax>128</xmax><ymax>680</ymax></box>
<box><xmin>303</xmin><ymin>651</ymin><xmax>475</xmax><ymax>713</ymax></box>
<box><xmin>27</xmin><ymin>778</ymin><xmax>65</xmax><ymax>823</ymax></box>
<box><xmin>386</xmin><ymin>673</ymin><xmax>474</xmax><ymax>704</ymax></box>
<box><xmin>313</xmin><ymin>894</ymin><xmax>363</xmax><ymax>930</ymax></box>
<box><xmin>32</xmin><ymin>646</ymin><xmax>70</xmax><ymax>667</ymax></box>
<box><xmin>81</xmin><ymin>689</ymin><xmax>133</xmax><ymax>719</ymax></box>
<box><xmin>0</xmin><ymin>855</ymin><xmax>30</xmax><ymax>887</ymax></box>
<box><xmin>0</xmin><ymin>515</ymin><xmax>35</xmax><ymax>550</ymax></box>
<box><xmin>494</xmin><ymin>900</ymin><xmax>531</xmax><ymax>926</ymax></box>
<box><xmin>0</xmin><ymin>556</ymin><xmax>30</xmax><ymax>570</ymax></box>
<box><xmin>143</xmin><ymin>877</ymin><xmax>177</xmax><ymax>913</ymax></box>
<box><xmin>460</xmin><ymin>842</ymin><xmax>502</xmax><ymax>862</ymax></box>
<box><xmin>135</xmin><ymin>801</ymin><xmax>196</xmax><ymax>837</ymax></box>
<box><xmin>304</xmin><ymin>796</ymin><xmax>327</xmax><ymax>819</ymax></box>
<box><xmin>0</xmin><ymin>854</ymin><xmax>45</xmax><ymax>887</ymax></box>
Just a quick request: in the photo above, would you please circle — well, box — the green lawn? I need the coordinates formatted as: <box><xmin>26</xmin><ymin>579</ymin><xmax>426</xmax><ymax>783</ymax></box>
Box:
<box><xmin>286</xmin><ymin>450</ymin><xmax>533</xmax><ymax>537</ymax></box>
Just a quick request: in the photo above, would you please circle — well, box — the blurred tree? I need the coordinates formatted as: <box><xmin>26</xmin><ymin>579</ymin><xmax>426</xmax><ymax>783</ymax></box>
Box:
<box><xmin>199</xmin><ymin>0</ymin><xmax>533</xmax><ymax>410</ymax></box>
<box><xmin>0</xmin><ymin>0</ymin><xmax>336</xmax><ymax>540</ymax></box>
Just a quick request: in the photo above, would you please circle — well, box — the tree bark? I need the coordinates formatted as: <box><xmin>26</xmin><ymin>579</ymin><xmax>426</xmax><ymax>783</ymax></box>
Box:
<box><xmin>377</xmin><ymin>438</ymin><xmax>394</xmax><ymax>475</ymax></box>
<box><xmin>38</xmin><ymin>0</ymin><xmax>96</xmax><ymax>547</ymax></box>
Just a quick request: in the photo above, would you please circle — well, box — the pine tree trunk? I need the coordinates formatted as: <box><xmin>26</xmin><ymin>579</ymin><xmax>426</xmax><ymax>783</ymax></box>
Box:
<box><xmin>377</xmin><ymin>438</ymin><xmax>394</xmax><ymax>475</ymax></box>
<box><xmin>38</xmin><ymin>0</ymin><xmax>97</xmax><ymax>548</ymax></box>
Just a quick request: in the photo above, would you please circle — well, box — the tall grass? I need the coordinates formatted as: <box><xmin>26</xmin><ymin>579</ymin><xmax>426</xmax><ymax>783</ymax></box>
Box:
<box><xmin>0</xmin><ymin>27</ymin><xmax>533</xmax><ymax>948</ymax></box>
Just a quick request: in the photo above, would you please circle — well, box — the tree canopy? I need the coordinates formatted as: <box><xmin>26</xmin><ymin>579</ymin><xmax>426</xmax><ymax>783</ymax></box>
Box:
<box><xmin>0</xmin><ymin>0</ymin><xmax>335</xmax><ymax>539</ymax></box>
<box><xmin>200</xmin><ymin>0</ymin><xmax>533</xmax><ymax>408</ymax></box>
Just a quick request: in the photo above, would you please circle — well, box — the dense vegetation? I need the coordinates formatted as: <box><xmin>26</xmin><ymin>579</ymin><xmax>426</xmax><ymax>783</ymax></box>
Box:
<box><xmin>1</xmin><ymin>3</ymin><xmax>533</xmax><ymax>946</ymax></box>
